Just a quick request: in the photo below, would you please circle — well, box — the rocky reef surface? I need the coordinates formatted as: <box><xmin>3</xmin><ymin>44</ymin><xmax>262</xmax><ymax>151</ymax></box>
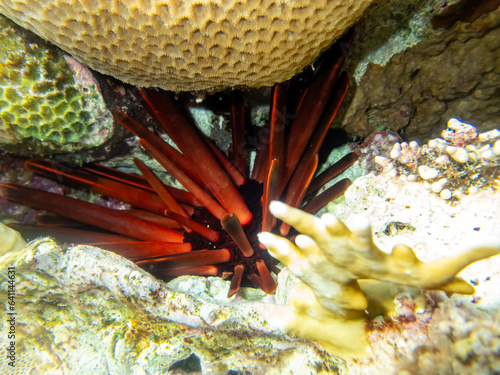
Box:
<box><xmin>341</xmin><ymin>3</ymin><xmax>500</xmax><ymax>141</ymax></box>
<box><xmin>341</xmin><ymin>172</ymin><xmax>500</xmax><ymax>374</ymax></box>
<box><xmin>1</xmin><ymin>126</ymin><xmax>499</xmax><ymax>373</ymax></box>
<box><xmin>0</xmin><ymin>1</ymin><xmax>499</xmax><ymax>373</ymax></box>
<box><xmin>0</xmin><ymin>235</ymin><xmax>344</xmax><ymax>375</ymax></box>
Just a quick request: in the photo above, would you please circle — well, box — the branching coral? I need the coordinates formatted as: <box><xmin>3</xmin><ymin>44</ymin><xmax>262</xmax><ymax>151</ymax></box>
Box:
<box><xmin>259</xmin><ymin>201</ymin><xmax>500</xmax><ymax>356</ymax></box>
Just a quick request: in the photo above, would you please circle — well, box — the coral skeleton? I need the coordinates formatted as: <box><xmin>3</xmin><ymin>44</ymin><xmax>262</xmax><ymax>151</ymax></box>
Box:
<box><xmin>259</xmin><ymin>201</ymin><xmax>500</xmax><ymax>356</ymax></box>
<box><xmin>0</xmin><ymin>222</ymin><xmax>26</xmax><ymax>263</ymax></box>
<box><xmin>0</xmin><ymin>221</ymin><xmax>25</xmax><ymax>251</ymax></box>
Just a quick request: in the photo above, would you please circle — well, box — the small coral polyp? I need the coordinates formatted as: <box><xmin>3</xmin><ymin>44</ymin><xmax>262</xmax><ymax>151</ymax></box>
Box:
<box><xmin>0</xmin><ymin>35</ymin><xmax>358</xmax><ymax>297</ymax></box>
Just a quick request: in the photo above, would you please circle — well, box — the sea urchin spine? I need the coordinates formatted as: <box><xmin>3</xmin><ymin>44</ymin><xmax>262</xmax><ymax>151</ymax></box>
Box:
<box><xmin>0</xmin><ymin>31</ymin><xmax>359</xmax><ymax>297</ymax></box>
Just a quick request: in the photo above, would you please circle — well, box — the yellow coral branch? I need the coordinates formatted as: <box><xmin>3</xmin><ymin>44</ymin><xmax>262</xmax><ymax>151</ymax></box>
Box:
<box><xmin>258</xmin><ymin>201</ymin><xmax>500</xmax><ymax>356</ymax></box>
<box><xmin>0</xmin><ymin>222</ymin><xmax>26</xmax><ymax>265</ymax></box>
<box><xmin>260</xmin><ymin>201</ymin><xmax>500</xmax><ymax>305</ymax></box>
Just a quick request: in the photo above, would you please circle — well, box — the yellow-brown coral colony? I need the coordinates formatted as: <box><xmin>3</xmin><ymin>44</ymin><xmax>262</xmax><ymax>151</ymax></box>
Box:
<box><xmin>259</xmin><ymin>201</ymin><xmax>500</xmax><ymax>356</ymax></box>
<box><xmin>0</xmin><ymin>0</ymin><xmax>374</xmax><ymax>91</ymax></box>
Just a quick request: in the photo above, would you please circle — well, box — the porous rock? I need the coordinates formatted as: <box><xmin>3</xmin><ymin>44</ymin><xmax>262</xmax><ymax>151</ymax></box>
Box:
<box><xmin>0</xmin><ymin>237</ymin><xmax>343</xmax><ymax>375</ymax></box>
<box><xmin>330</xmin><ymin>171</ymin><xmax>500</xmax><ymax>373</ymax></box>
<box><xmin>341</xmin><ymin>8</ymin><xmax>500</xmax><ymax>141</ymax></box>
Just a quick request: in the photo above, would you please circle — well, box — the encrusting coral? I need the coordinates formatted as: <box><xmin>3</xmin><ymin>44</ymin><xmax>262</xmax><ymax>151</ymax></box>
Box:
<box><xmin>259</xmin><ymin>201</ymin><xmax>500</xmax><ymax>356</ymax></box>
<box><xmin>0</xmin><ymin>0</ymin><xmax>374</xmax><ymax>91</ymax></box>
<box><xmin>0</xmin><ymin>15</ymin><xmax>113</xmax><ymax>156</ymax></box>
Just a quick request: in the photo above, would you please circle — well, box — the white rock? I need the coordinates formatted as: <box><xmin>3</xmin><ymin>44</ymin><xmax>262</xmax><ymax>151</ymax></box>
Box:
<box><xmin>468</xmin><ymin>152</ymin><xmax>479</xmax><ymax>163</ymax></box>
<box><xmin>440</xmin><ymin>189</ymin><xmax>452</xmax><ymax>200</ymax></box>
<box><xmin>493</xmin><ymin>140</ymin><xmax>500</xmax><ymax>156</ymax></box>
<box><xmin>418</xmin><ymin>165</ymin><xmax>440</xmax><ymax>180</ymax></box>
<box><xmin>479</xmin><ymin>144</ymin><xmax>491</xmax><ymax>153</ymax></box>
<box><xmin>374</xmin><ymin>155</ymin><xmax>391</xmax><ymax>167</ymax></box>
<box><xmin>428</xmin><ymin>138</ymin><xmax>447</xmax><ymax>151</ymax></box>
<box><xmin>446</xmin><ymin>146</ymin><xmax>469</xmax><ymax>163</ymax></box>
<box><xmin>447</xmin><ymin>118</ymin><xmax>477</xmax><ymax>136</ymax></box>
<box><xmin>468</xmin><ymin>186</ymin><xmax>479</xmax><ymax>194</ymax></box>
<box><xmin>407</xmin><ymin>174</ymin><xmax>419</xmax><ymax>182</ymax></box>
<box><xmin>478</xmin><ymin>129</ymin><xmax>500</xmax><ymax>143</ymax></box>
<box><xmin>481</xmin><ymin>149</ymin><xmax>495</xmax><ymax>161</ymax></box>
<box><xmin>435</xmin><ymin>155</ymin><xmax>450</xmax><ymax>164</ymax></box>
<box><xmin>390</xmin><ymin>143</ymin><xmax>402</xmax><ymax>159</ymax></box>
<box><xmin>431</xmin><ymin>178</ymin><xmax>448</xmax><ymax>193</ymax></box>
<box><xmin>409</xmin><ymin>141</ymin><xmax>420</xmax><ymax>152</ymax></box>
<box><xmin>447</xmin><ymin>118</ymin><xmax>463</xmax><ymax>130</ymax></box>
<box><xmin>388</xmin><ymin>168</ymin><xmax>399</xmax><ymax>178</ymax></box>
<box><xmin>387</xmin><ymin>134</ymin><xmax>400</xmax><ymax>143</ymax></box>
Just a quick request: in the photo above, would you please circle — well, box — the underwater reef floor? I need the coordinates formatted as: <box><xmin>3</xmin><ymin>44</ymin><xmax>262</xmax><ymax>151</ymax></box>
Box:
<box><xmin>1</xmin><ymin>159</ymin><xmax>499</xmax><ymax>374</ymax></box>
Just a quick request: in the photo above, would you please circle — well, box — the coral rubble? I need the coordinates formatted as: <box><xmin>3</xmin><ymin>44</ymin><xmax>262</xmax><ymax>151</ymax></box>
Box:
<box><xmin>0</xmin><ymin>15</ymin><xmax>113</xmax><ymax>156</ymax></box>
<box><xmin>374</xmin><ymin>118</ymin><xmax>500</xmax><ymax>203</ymax></box>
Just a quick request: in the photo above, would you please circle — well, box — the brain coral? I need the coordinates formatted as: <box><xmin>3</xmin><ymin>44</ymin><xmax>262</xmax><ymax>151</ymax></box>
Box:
<box><xmin>0</xmin><ymin>15</ymin><xmax>113</xmax><ymax>156</ymax></box>
<box><xmin>0</xmin><ymin>0</ymin><xmax>373</xmax><ymax>91</ymax></box>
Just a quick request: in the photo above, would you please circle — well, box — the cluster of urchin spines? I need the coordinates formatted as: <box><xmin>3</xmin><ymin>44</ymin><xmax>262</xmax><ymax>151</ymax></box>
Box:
<box><xmin>374</xmin><ymin>118</ymin><xmax>500</xmax><ymax>202</ymax></box>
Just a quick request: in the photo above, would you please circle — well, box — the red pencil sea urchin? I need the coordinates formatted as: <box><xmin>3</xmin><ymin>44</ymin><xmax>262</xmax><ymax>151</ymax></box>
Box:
<box><xmin>0</xmin><ymin>32</ymin><xmax>358</xmax><ymax>297</ymax></box>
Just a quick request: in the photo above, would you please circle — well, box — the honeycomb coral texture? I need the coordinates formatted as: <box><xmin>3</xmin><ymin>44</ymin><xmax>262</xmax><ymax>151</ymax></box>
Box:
<box><xmin>0</xmin><ymin>0</ymin><xmax>372</xmax><ymax>91</ymax></box>
<box><xmin>0</xmin><ymin>16</ymin><xmax>113</xmax><ymax>156</ymax></box>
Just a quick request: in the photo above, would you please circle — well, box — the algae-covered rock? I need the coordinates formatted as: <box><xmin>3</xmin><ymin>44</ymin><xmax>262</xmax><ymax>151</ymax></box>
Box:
<box><xmin>0</xmin><ymin>236</ymin><xmax>343</xmax><ymax>375</ymax></box>
<box><xmin>341</xmin><ymin>8</ymin><xmax>500</xmax><ymax>141</ymax></box>
<box><xmin>0</xmin><ymin>15</ymin><xmax>113</xmax><ymax>156</ymax></box>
